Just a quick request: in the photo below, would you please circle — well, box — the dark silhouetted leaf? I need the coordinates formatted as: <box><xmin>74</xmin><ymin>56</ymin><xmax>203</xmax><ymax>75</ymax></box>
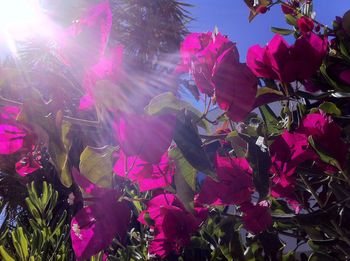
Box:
<box><xmin>173</xmin><ymin>111</ymin><xmax>215</xmax><ymax>179</ymax></box>
<box><xmin>245</xmin><ymin>136</ymin><xmax>271</xmax><ymax>200</ymax></box>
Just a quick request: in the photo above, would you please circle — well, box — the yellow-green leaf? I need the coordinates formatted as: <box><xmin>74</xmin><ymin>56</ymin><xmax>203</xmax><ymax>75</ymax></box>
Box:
<box><xmin>79</xmin><ymin>145</ymin><xmax>116</xmax><ymax>188</ymax></box>
<box><xmin>169</xmin><ymin>147</ymin><xmax>196</xmax><ymax>212</ymax></box>
<box><xmin>319</xmin><ymin>102</ymin><xmax>341</xmax><ymax>116</ymax></box>
<box><xmin>12</xmin><ymin>227</ymin><xmax>29</xmax><ymax>260</ymax></box>
<box><xmin>271</xmin><ymin>27</ymin><xmax>294</xmax><ymax>35</ymax></box>
<box><xmin>256</xmin><ymin>87</ymin><xmax>283</xmax><ymax>97</ymax></box>
<box><xmin>0</xmin><ymin>246</ymin><xmax>15</xmax><ymax>261</ymax></box>
<box><xmin>49</xmin><ymin>121</ymin><xmax>72</xmax><ymax>187</ymax></box>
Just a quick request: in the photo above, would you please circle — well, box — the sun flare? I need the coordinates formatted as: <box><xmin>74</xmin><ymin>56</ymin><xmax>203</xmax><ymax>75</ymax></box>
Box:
<box><xmin>0</xmin><ymin>0</ymin><xmax>51</xmax><ymax>54</ymax></box>
<box><xmin>0</xmin><ymin>0</ymin><xmax>43</xmax><ymax>34</ymax></box>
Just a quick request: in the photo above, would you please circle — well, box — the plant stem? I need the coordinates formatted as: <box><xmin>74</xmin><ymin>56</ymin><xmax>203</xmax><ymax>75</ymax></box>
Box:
<box><xmin>331</xmin><ymin>219</ymin><xmax>350</xmax><ymax>250</ymax></box>
<box><xmin>299</xmin><ymin>173</ymin><xmax>324</xmax><ymax>208</ymax></box>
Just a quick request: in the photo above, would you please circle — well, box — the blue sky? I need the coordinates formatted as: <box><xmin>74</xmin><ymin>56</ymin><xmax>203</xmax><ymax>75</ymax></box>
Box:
<box><xmin>1</xmin><ymin>1</ymin><xmax>348</xmax><ymax>58</ymax></box>
<box><xmin>186</xmin><ymin>1</ymin><xmax>349</xmax><ymax>61</ymax></box>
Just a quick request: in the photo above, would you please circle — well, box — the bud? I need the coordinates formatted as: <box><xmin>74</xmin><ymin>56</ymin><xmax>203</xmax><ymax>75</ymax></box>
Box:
<box><xmin>281</xmin><ymin>4</ymin><xmax>294</xmax><ymax>15</ymax></box>
<box><xmin>257</xmin><ymin>5</ymin><xmax>268</xmax><ymax>14</ymax></box>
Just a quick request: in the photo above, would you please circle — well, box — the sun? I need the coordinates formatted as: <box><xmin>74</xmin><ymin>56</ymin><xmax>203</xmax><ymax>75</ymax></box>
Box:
<box><xmin>0</xmin><ymin>0</ymin><xmax>43</xmax><ymax>34</ymax></box>
<box><xmin>0</xmin><ymin>0</ymin><xmax>50</xmax><ymax>54</ymax></box>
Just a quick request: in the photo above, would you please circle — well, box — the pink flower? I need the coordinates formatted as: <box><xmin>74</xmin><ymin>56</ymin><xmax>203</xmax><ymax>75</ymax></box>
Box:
<box><xmin>197</xmin><ymin>155</ymin><xmax>253</xmax><ymax>206</ymax></box>
<box><xmin>0</xmin><ymin>106</ymin><xmax>42</xmax><ymax>176</ymax></box>
<box><xmin>0</xmin><ymin>106</ymin><xmax>20</xmax><ymax>120</ymax></box>
<box><xmin>15</xmin><ymin>153</ymin><xmax>42</xmax><ymax>176</ymax></box>
<box><xmin>240</xmin><ymin>202</ymin><xmax>272</xmax><ymax>234</ymax></box>
<box><xmin>56</xmin><ymin>1</ymin><xmax>123</xmax><ymax>111</ymax></box>
<box><xmin>178</xmin><ymin>32</ymin><xmax>212</xmax><ymax>70</ymax></box>
<box><xmin>79</xmin><ymin>45</ymin><xmax>124</xmax><ymax>110</ymax></box>
<box><xmin>179</xmin><ymin>31</ymin><xmax>257</xmax><ymax>121</ymax></box>
<box><xmin>71</xmin><ymin>168</ymin><xmax>131</xmax><ymax>260</ymax></box>
<box><xmin>139</xmin><ymin>193</ymin><xmax>207</xmax><ymax>258</ymax></box>
<box><xmin>270</xmin><ymin>177</ymin><xmax>302</xmax><ymax>213</ymax></box>
<box><xmin>303</xmin><ymin>79</ymin><xmax>330</xmax><ymax>93</ymax></box>
<box><xmin>297</xmin><ymin>16</ymin><xmax>314</xmax><ymax>34</ymax></box>
<box><xmin>328</xmin><ymin>64</ymin><xmax>350</xmax><ymax>86</ymax></box>
<box><xmin>0</xmin><ymin>124</ymin><xmax>27</xmax><ymax>155</ymax></box>
<box><xmin>114</xmin><ymin>150</ymin><xmax>175</xmax><ymax>192</ymax></box>
<box><xmin>270</xmin><ymin>130</ymin><xmax>317</xmax><ymax>178</ymax></box>
<box><xmin>114</xmin><ymin>113</ymin><xmax>175</xmax><ymax>164</ymax></box>
<box><xmin>59</xmin><ymin>0</ymin><xmax>112</xmax><ymax>68</ymax></box>
<box><xmin>337</xmin><ymin>69</ymin><xmax>350</xmax><ymax>85</ymax></box>
<box><xmin>178</xmin><ymin>32</ymin><xmax>237</xmax><ymax>95</ymax></box>
<box><xmin>0</xmin><ymin>106</ymin><xmax>28</xmax><ymax>155</ymax></box>
<box><xmin>212</xmin><ymin>46</ymin><xmax>257</xmax><ymax>121</ymax></box>
<box><xmin>298</xmin><ymin>112</ymin><xmax>349</xmax><ymax>169</ymax></box>
<box><xmin>269</xmin><ymin>129</ymin><xmax>316</xmax><ymax>212</ymax></box>
<box><xmin>247</xmin><ymin>33</ymin><xmax>328</xmax><ymax>82</ymax></box>
<box><xmin>281</xmin><ymin>3</ymin><xmax>295</xmax><ymax>15</ymax></box>
<box><xmin>270</xmin><ymin>112</ymin><xmax>348</xmax><ymax>211</ymax></box>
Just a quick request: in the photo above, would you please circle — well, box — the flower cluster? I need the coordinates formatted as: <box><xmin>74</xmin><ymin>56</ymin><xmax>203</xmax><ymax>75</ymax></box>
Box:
<box><xmin>0</xmin><ymin>106</ymin><xmax>42</xmax><ymax>176</ymax></box>
<box><xmin>1</xmin><ymin>0</ymin><xmax>350</xmax><ymax>260</ymax></box>
<box><xmin>178</xmin><ymin>32</ymin><xmax>258</xmax><ymax>121</ymax></box>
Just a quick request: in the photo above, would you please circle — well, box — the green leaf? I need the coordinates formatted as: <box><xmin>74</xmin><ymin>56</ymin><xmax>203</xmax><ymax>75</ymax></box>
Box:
<box><xmin>41</xmin><ymin>181</ymin><xmax>49</xmax><ymax>209</ymax></box>
<box><xmin>27</xmin><ymin>182</ymin><xmax>40</xmax><ymax>209</ymax></box>
<box><xmin>308</xmin><ymin>136</ymin><xmax>342</xmax><ymax>170</ymax></box>
<box><xmin>132</xmin><ymin>200</ymin><xmax>142</xmax><ymax>214</ymax></box>
<box><xmin>49</xmin><ymin>120</ymin><xmax>73</xmax><ymax>187</ymax></box>
<box><xmin>225</xmin><ymin>131</ymin><xmax>246</xmax><ymax>157</ymax></box>
<box><xmin>79</xmin><ymin>145</ymin><xmax>116</xmax><ymax>188</ymax></box>
<box><xmin>225</xmin><ymin>131</ymin><xmax>238</xmax><ymax>143</ymax></box>
<box><xmin>51</xmin><ymin>211</ymin><xmax>67</xmax><ymax>239</ymax></box>
<box><xmin>319</xmin><ymin>102</ymin><xmax>341</xmax><ymax>116</ymax></box>
<box><xmin>190</xmin><ymin>236</ymin><xmax>209</xmax><ymax>249</ymax></box>
<box><xmin>214</xmin><ymin>217</ymin><xmax>245</xmax><ymax>261</ymax></box>
<box><xmin>145</xmin><ymin>92</ymin><xmax>209</xmax><ymax>132</ymax></box>
<box><xmin>169</xmin><ymin>147</ymin><xmax>197</xmax><ymax>191</ymax></box>
<box><xmin>256</xmin><ymin>87</ymin><xmax>283</xmax><ymax>97</ymax></box>
<box><xmin>0</xmin><ymin>246</ymin><xmax>15</xmax><ymax>261</ymax></box>
<box><xmin>284</xmin><ymin>250</ymin><xmax>299</xmax><ymax>260</ymax></box>
<box><xmin>285</xmin><ymin>14</ymin><xmax>297</xmax><ymax>26</ymax></box>
<box><xmin>339</xmin><ymin>39</ymin><xmax>350</xmax><ymax>60</ymax></box>
<box><xmin>244</xmin><ymin>242</ymin><xmax>264</xmax><ymax>261</ymax></box>
<box><xmin>169</xmin><ymin>147</ymin><xmax>196</xmax><ymax>212</ymax></box>
<box><xmin>271</xmin><ymin>27</ymin><xmax>294</xmax><ymax>35</ymax></box>
<box><xmin>259</xmin><ymin>105</ymin><xmax>282</xmax><ymax>136</ymax></box>
<box><xmin>12</xmin><ymin>227</ymin><xmax>29</xmax><ymax>260</ymax></box>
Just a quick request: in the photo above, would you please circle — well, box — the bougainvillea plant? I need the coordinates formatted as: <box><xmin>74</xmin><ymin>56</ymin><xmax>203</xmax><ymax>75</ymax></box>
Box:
<box><xmin>1</xmin><ymin>0</ymin><xmax>350</xmax><ymax>260</ymax></box>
